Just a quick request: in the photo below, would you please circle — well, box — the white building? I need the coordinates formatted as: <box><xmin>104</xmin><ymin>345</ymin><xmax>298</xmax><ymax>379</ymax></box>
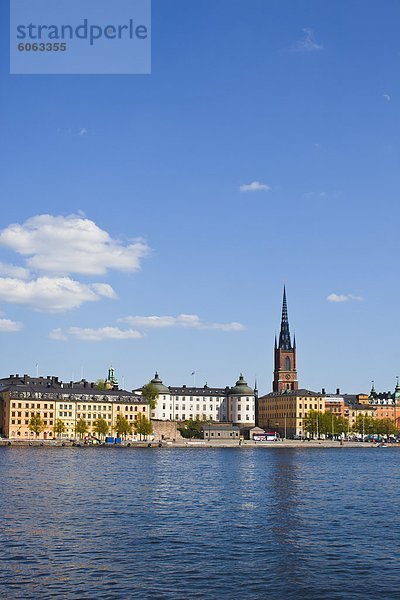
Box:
<box><xmin>144</xmin><ymin>372</ymin><xmax>255</xmax><ymax>426</ymax></box>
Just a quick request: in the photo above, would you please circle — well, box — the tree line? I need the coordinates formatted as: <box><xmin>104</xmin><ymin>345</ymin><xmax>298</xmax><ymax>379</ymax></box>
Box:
<box><xmin>27</xmin><ymin>412</ymin><xmax>153</xmax><ymax>440</ymax></box>
<box><xmin>304</xmin><ymin>409</ymin><xmax>398</xmax><ymax>438</ymax></box>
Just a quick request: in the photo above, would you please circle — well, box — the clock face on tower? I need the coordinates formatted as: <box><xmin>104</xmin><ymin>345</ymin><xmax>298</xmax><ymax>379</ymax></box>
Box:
<box><xmin>285</xmin><ymin>374</ymin><xmax>290</xmax><ymax>379</ymax></box>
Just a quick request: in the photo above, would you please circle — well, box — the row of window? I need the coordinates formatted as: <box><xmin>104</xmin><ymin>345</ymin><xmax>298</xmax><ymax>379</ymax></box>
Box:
<box><xmin>168</xmin><ymin>396</ymin><xmax>251</xmax><ymax>402</ymax></box>
<box><xmin>162</xmin><ymin>413</ymin><xmax>251</xmax><ymax>421</ymax></box>
<box><xmin>12</xmin><ymin>393</ymin><xmax>137</xmax><ymax>402</ymax></box>
<box><xmin>12</xmin><ymin>402</ymin><xmax>54</xmax><ymax>410</ymax></box>
<box><xmin>11</xmin><ymin>419</ymin><xmax>53</xmax><ymax>426</ymax></box>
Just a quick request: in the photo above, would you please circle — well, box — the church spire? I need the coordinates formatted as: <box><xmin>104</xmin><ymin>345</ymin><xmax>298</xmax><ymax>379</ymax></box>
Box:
<box><xmin>272</xmin><ymin>287</ymin><xmax>298</xmax><ymax>393</ymax></box>
<box><xmin>279</xmin><ymin>286</ymin><xmax>292</xmax><ymax>350</ymax></box>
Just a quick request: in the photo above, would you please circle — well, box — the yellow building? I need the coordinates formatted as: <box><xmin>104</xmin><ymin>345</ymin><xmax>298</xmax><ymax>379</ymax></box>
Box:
<box><xmin>257</xmin><ymin>389</ymin><xmax>326</xmax><ymax>438</ymax></box>
<box><xmin>0</xmin><ymin>374</ymin><xmax>150</xmax><ymax>440</ymax></box>
<box><xmin>343</xmin><ymin>395</ymin><xmax>376</xmax><ymax>430</ymax></box>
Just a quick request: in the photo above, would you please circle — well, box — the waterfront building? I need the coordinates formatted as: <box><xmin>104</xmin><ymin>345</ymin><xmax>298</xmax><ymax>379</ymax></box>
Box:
<box><xmin>258</xmin><ymin>389</ymin><xmax>325</xmax><ymax>438</ymax></box>
<box><xmin>341</xmin><ymin>394</ymin><xmax>376</xmax><ymax>430</ymax></box>
<box><xmin>0</xmin><ymin>374</ymin><xmax>149</xmax><ymax>440</ymax></box>
<box><xmin>141</xmin><ymin>372</ymin><xmax>255</xmax><ymax>426</ymax></box>
<box><xmin>367</xmin><ymin>378</ymin><xmax>400</xmax><ymax>427</ymax></box>
<box><xmin>323</xmin><ymin>389</ymin><xmax>345</xmax><ymax>418</ymax></box>
<box><xmin>202</xmin><ymin>423</ymin><xmax>240</xmax><ymax>440</ymax></box>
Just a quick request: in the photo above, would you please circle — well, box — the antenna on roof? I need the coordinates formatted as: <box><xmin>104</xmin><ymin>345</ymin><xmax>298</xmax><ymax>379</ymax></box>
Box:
<box><xmin>35</xmin><ymin>363</ymin><xmax>39</xmax><ymax>378</ymax></box>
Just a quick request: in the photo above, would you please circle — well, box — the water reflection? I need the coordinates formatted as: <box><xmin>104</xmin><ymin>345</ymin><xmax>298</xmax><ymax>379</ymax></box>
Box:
<box><xmin>1</xmin><ymin>447</ymin><xmax>400</xmax><ymax>599</ymax></box>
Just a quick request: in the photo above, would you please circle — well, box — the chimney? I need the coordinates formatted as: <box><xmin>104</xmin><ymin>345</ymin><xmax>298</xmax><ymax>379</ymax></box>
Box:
<box><xmin>336</xmin><ymin>388</ymin><xmax>340</xmax><ymax>395</ymax></box>
<box><xmin>322</xmin><ymin>388</ymin><xmax>326</xmax><ymax>395</ymax></box>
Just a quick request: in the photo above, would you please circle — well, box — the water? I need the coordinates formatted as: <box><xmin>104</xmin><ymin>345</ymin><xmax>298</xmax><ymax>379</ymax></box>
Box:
<box><xmin>0</xmin><ymin>447</ymin><xmax>399</xmax><ymax>599</ymax></box>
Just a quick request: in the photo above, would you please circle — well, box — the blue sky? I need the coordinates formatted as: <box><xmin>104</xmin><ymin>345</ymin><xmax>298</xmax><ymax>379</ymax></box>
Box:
<box><xmin>0</xmin><ymin>0</ymin><xmax>399</xmax><ymax>394</ymax></box>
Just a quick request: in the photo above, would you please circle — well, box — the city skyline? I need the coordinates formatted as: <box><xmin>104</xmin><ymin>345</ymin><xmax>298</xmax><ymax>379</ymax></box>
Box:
<box><xmin>1</xmin><ymin>1</ymin><xmax>399</xmax><ymax>393</ymax></box>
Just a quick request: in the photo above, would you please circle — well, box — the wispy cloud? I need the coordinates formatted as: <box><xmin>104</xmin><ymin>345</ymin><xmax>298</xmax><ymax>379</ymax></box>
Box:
<box><xmin>0</xmin><ymin>262</ymin><xmax>30</xmax><ymax>279</ymax></box>
<box><xmin>0</xmin><ymin>318</ymin><xmax>23</xmax><ymax>332</ymax></box>
<box><xmin>294</xmin><ymin>28</ymin><xmax>323</xmax><ymax>52</ymax></box>
<box><xmin>78</xmin><ymin>128</ymin><xmax>88</xmax><ymax>136</ymax></box>
<box><xmin>327</xmin><ymin>293</ymin><xmax>364</xmax><ymax>303</ymax></box>
<box><xmin>240</xmin><ymin>181</ymin><xmax>270</xmax><ymax>193</ymax></box>
<box><xmin>50</xmin><ymin>326</ymin><xmax>143</xmax><ymax>342</ymax></box>
<box><xmin>119</xmin><ymin>314</ymin><xmax>246</xmax><ymax>332</ymax></box>
<box><xmin>383</xmin><ymin>94</ymin><xmax>391</xmax><ymax>102</ymax></box>
<box><xmin>0</xmin><ymin>276</ymin><xmax>116</xmax><ymax>312</ymax></box>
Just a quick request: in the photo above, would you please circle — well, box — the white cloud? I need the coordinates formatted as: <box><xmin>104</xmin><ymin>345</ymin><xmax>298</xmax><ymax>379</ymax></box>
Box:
<box><xmin>240</xmin><ymin>181</ymin><xmax>270</xmax><ymax>193</ymax></box>
<box><xmin>119</xmin><ymin>314</ymin><xmax>246</xmax><ymax>332</ymax></box>
<box><xmin>327</xmin><ymin>293</ymin><xmax>364</xmax><ymax>303</ymax></box>
<box><xmin>50</xmin><ymin>326</ymin><xmax>143</xmax><ymax>342</ymax></box>
<box><xmin>295</xmin><ymin>28</ymin><xmax>323</xmax><ymax>52</ymax></box>
<box><xmin>0</xmin><ymin>276</ymin><xmax>117</xmax><ymax>312</ymax></box>
<box><xmin>0</xmin><ymin>262</ymin><xmax>30</xmax><ymax>279</ymax></box>
<box><xmin>78</xmin><ymin>128</ymin><xmax>88</xmax><ymax>136</ymax></box>
<box><xmin>0</xmin><ymin>318</ymin><xmax>23</xmax><ymax>332</ymax></box>
<box><xmin>383</xmin><ymin>94</ymin><xmax>391</xmax><ymax>102</ymax></box>
<box><xmin>0</xmin><ymin>214</ymin><xmax>150</xmax><ymax>276</ymax></box>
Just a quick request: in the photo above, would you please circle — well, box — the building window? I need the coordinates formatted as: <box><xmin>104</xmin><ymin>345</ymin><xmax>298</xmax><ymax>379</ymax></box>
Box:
<box><xmin>285</xmin><ymin>357</ymin><xmax>291</xmax><ymax>371</ymax></box>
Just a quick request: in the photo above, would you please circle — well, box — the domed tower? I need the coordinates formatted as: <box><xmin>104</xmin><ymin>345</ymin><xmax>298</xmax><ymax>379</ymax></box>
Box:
<box><xmin>394</xmin><ymin>377</ymin><xmax>400</xmax><ymax>402</ymax></box>
<box><xmin>273</xmin><ymin>287</ymin><xmax>298</xmax><ymax>392</ymax></box>
<box><xmin>147</xmin><ymin>372</ymin><xmax>171</xmax><ymax>420</ymax></box>
<box><xmin>150</xmin><ymin>372</ymin><xmax>170</xmax><ymax>395</ymax></box>
<box><xmin>228</xmin><ymin>374</ymin><xmax>255</xmax><ymax>425</ymax></box>
<box><xmin>105</xmin><ymin>365</ymin><xmax>118</xmax><ymax>390</ymax></box>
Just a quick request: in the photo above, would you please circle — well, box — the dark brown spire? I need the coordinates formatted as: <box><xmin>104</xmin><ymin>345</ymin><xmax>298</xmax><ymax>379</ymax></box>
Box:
<box><xmin>278</xmin><ymin>286</ymin><xmax>292</xmax><ymax>350</ymax></box>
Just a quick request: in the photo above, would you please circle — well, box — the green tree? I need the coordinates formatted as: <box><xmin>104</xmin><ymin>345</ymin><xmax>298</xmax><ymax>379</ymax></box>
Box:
<box><xmin>141</xmin><ymin>383</ymin><xmax>159</xmax><ymax>410</ymax></box>
<box><xmin>135</xmin><ymin>414</ymin><xmax>153</xmax><ymax>440</ymax></box>
<box><xmin>53</xmin><ymin>419</ymin><xmax>66</xmax><ymax>439</ymax></box>
<box><xmin>304</xmin><ymin>410</ymin><xmax>323</xmax><ymax>438</ymax></box>
<box><xmin>75</xmin><ymin>418</ymin><xmax>88</xmax><ymax>439</ymax></box>
<box><xmin>178</xmin><ymin>416</ymin><xmax>206</xmax><ymax>439</ymax></box>
<box><xmin>352</xmin><ymin>415</ymin><xmax>376</xmax><ymax>436</ymax></box>
<box><xmin>93</xmin><ymin>417</ymin><xmax>109</xmax><ymax>439</ymax></box>
<box><xmin>304</xmin><ymin>411</ymin><xmax>349</xmax><ymax>439</ymax></box>
<box><xmin>375</xmin><ymin>418</ymin><xmax>397</xmax><ymax>437</ymax></box>
<box><xmin>336</xmin><ymin>416</ymin><xmax>349</xmax><ymax>436</ymax></box>
<box><xmin>95</xmin><ymin>379</ymin><xmax>106</xmax><ymax>390</ymax></box>
<box><xmin>114</xmin><ymin>414</ymin><xmax>132</xmax><ymax>440</ymax></box>
<box><xmin>29</xmin><ymin>413</ymin><xmax>45</xmax><ymax>438</ymax></box>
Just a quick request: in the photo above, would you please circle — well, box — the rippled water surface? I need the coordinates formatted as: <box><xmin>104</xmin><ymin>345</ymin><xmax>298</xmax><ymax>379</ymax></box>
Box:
<box><xmin>1</xmin><ymin>447</ymin><xmax>400</xmax><ymax>599</ymax></box>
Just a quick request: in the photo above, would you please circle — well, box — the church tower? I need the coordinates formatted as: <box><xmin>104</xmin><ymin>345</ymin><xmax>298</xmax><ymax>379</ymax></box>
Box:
<box><xmin>273</xmin><ymin>287</ymin><xmax>298</xmax><ymax>392</ymax></box>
